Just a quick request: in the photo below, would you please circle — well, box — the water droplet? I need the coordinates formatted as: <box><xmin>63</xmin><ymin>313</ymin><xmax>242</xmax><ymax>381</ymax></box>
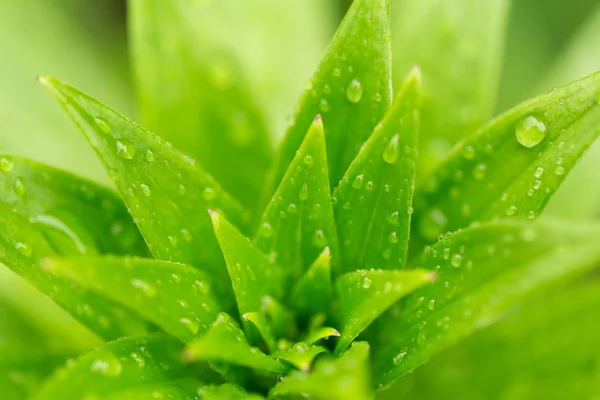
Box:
<box><xmin>90</xmin><ymin>355</ymin><xmax>122</xmax><ymax>376</ymax></box>
<box><xmin>258</xmin><ymin>222</ymin><xmax>273</xmax><ymax>238</ymax></box>
<box><xmin>462</xmin><ymin>145</ymin><xmax>475</xmax><ymax>159</ymax></box>
<box><xmin>179</xmin><ymin>317</ymin><xmax>200</xmax><ymax>334</ymax></box>
<box><xmin>140</xmin><ymin>184</ymin><xmax>151</xmax><ymax>197</ymax></box>
<box><xmin>116</xmin><ymin>140</ymin><xmax>136</xmax><ymax>159</ymax></box>
<box><xmin>94</xmin><ymin>117</ymin><xmax>111</xmax><ymax>133</ymax></box>
<box><xmin>387</xmin><ymin>211</ymin><xmax>399</xmax><ymax>225</ymax></box>
<box><xmin>202</xmin><ymin>187</ymin><xmax>216</xmax><ymax>201</ymax></box>
<box><xmin>393</xmin><ymin>351</ymin><xmax>407</xmax><ymax>365</ymax></box>
<box><xmin>15</xmin><ymin>242</ymin><xmax>32</xmax><ymax>257</ymax></box>
<box><xmin>427</xmin><ymin>299</ymin><xmax>435</xmax><ymax>311</ymax></box>
<box><xmin>554</xmin><ymin>165</ymin><xmax>565</xmax><ymax>176</ymax></box>
<box><xmin>451</xmin><ymin>254</ymin><xmax>463</xmax><ymax>268</ymax></box>
<box><xmin>534</xmin><ymin>167</ymin><xmax>544</xmax><ymax>178</ymax></box>
<box><xmin>515</xmin><ymin>116</ymin><xmax>547</xmax><ymax>148</ymax></box>
<box><xmin>362</xmin><ymin>276</ymin><xmax>372</xmax><ymax>289</ymax></box>
<box><xmin>304</xmin><ymin>154</ymin><xmax>313</xmax><ymax>165</ymax></box>
<box><xmin>388</xmin><ymin>232</ymin><xmax>398</xmax><ymax>243</ymax></box>
<box><xmin>131</xmin><ymin>279</ymin><xmax>157</xmax><ymax>298</ymax></box>
<box><xmin>366</xmin><ymin>180</ymin><xmax>375</xmax><ymax>191</ymax></box>
<box><xmin>473</xmin><ymin>164</ymin><xmax>486</xmax><ymax>180</ymax></box>
<box><xmin>144</xmin><ymin>149</ymin><xmax>155</xmax><ymax>163</ymax></box>
<box><xmin>0</xmin><ymin>157</ymin><xmax>13</xmax><ymax>172</ymax></box>
<box><xmin>180</xmin><ymin>229</ymin><xmax>192</xmax><ymax>242</ymax></box>
<box><xmin>506</xmin><ymin>205</ymin><xmax>518</xmax><ymax>216</ymax></box>
<box><xmin>352</xmin><ymin>174</ymin><xmax>364</xmax><ymax>189</ymax></box>
<box><xmin>332</xmin><ymin>68</ymin><xmax>341</xmax><ymax>78</ymax></box>
<box><xmin>528</xmin><ymin>210</ymin><xmax>536</xmax><ymax>219</ymax></box>
<box><xmin>319</xmin><ymin>99</ymin><xmax>330</xmax><ymax>113</ymax></box>
<box><xmin>299</xmin><ymin>183</ymin><xmax>309</xmax><ymax>201</ymax></box>
<box><xmin>293</xmin><ymin>342</ymin><xmax>309</xmax><ymax>352</ymax></box>
<box><xmin>313</xmin><ymin>229</ymin><xmax>326</xmax><ymax>247</ymax></box>
<box><xmin>346</xmin><ymin>79</ymin><xmax>363</xmax><ymax>104</ymax></box>
<box><xmin>130</xmin><ymin>352</ymin><xmax>145</xmax><ymax>367</ymax></box>
<box><xmin>13</xmin><ymin>178</ymin><xmax>26</xmax><ymax>197</ymax></box>
<box><xmin>383</xmin><ymin>134</ymin><xmax>400</xmax><ymax>164</ymax></box>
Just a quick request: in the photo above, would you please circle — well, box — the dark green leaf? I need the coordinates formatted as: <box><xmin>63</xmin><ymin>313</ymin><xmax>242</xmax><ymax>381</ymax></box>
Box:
<box><xmin>271</xmin><ymin>0</ymin><xmax>392</xmax><ymax>191</ymax></box>
<box><xmin>272</xmin><ymin>344</ymin><xmax>327</xmax><ymax>372</ymax></box>
<box><xmin>210</xmin><ymin>212</ymin><xmax>284</xmax><ymax>318</ymax></box>
<box><xmin>32</xmin><ymin>335</ymin><xmax>205</xmax><ymax>400</ymax></box>
<box><xmin>383</xmin><ymin>279</ymin><xmax>600</xmax><ymax>399</ymax></box>
<box><xmin>289</xmin><ymin>247</ymin><xmax>333</xmax><ymax>320</ymax></box>
<box><xmin>42</xmin><ymin>256</ymin><xmax>220</xmax><ymax>342</ymax></box>
<box><xmin>373</xmin><ymin>218</ymin><xmax>600</xmax><ymax>388</ymax></box>
<box><xmin>413</xmin><ymin>71</ymin><xmax>600</xmax><ymax>246</ymax></box>
<box><xmin>255</xmin><ymin>116</ymin><xmax>340</xmax><ymax>280</ymax></box>
<box><xmin>129</xmin><ymin>0</ymin><xmax>272</xmax><ymax>209</ymax></box>
<box><xmin>334</xmin><ymin>269</ymin><xmax>435</xmax><ymax>355</ymax></box>
<box><xmin>0</xmin><ymin>203</ymin><xmax>147</xmax><ymax>340</ymax></box>
<box><xmin>39</xmin><ymin>76</ymin><xmax>249</xmax><ymax>303</ymax></box>
<box><xmin>184</xmin><ymin>313</ymin><xmax>289</xmax><ymax>375</ymax></box>
<box><xmin>332</xmin><ymin>68</ymin><xmax>421</xmax><ymax>273</ymax></box>
<box><xmin>0</xmin><ymin>155</ymin><xmax>145</xmax><ymax>256</ymax></box>
<box><xmin>392</xmin><ymin>0</ymin><xmax>509</xmax><ymax>171</ymax></box>
<box><xmin>271</xmin><ymin>342</ymin><xmax>372</xmax><ymax>400</ymax></box>
<box><xmin>242</xmin><ymin>312</ymin><xmax>277</xmax><ymax>354</ymax></box>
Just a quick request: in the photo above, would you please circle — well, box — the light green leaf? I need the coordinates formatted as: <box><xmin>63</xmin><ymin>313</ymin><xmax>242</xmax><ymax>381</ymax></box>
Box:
<box><xmin>289</xmin><ymin>247</ymin><xmax>333</xmax><ymax>320</ymax></box>
<box><xmin>260</xmin><ymin>296</ymin><xmax>297</xmax><ymax>341</ymax></box>
<box><xmin>199</xmin><ymin>383</ymin><xmax>264</xmax><ymax>400</ymax></box>
<box><xmin>413</xmin><ymin>71</ymin><xmax>600</xmax><ymax>246</ymax></box>
<box><xmin>0</xmin><ymin>155</ymin><xmax>145</xmax><ymax>256</ymax></box>
<box><xmin>271</xmin><ymin>342</ymin><xmax>372</xmax><ymax>400</ymax></box>
<box><xmin>392</xmin><ymin>0</ymin><xmax>509</xmax><ymax>171</ymax></box>
<box><xmin>0</xmin><ymin>203</ymin><xmax>147</xmax><ymax>340</ymax></box>
<box><xmin>304</xmin><ymin>326</ymin><xmax>340</xmax><ymax>346</ymax></box>
<box><xmin>39</xmin><ymin>76</ymin><xmax>249</xmax><ymax>303</ymax></box>
<box><xmin>242</xmin><ymin>312</ymin><xmax>277</xmax><ymax>354</ymax></box>
<box><xmin>373</xmin><ymin>218</ymin><xmax>600</xmax><ymax>388</ymax></box>
<box><xmin>271</xmin><ymin>0</ymin><xmax>392</xmax><ymax>191</ymax></box>
<box><xmin>42</xmin><ymin>256</ymin><xmax>221</xmax><ymax>342</ymax></box>
<box><xmin>102</xmin><ymin>379</ymin><xmax>200</xmax><ymax>400</ymax></box>
<box><xmin>210</xmin><ymin>212</ymin><xmax>285</xmax><ymax>318</ymax></box>
<box><xmin>332</xmin><ymin>68</ymin><xmax>421</xmax><ymax>273</ymax></box>
<box><xmin>384</xmin><ymin>279</ymin><xmax>600</xmax><ymax>399</ymax></box>
<box><xmin>334</xmin><ymin>269</ymin><xmax>435</xmax><ymax>355</ymax></box>
<box><xmin>255</xmin><ymin>116</ymin><xmax>340</xmax><ymax>280</ymax></box>
<box><xmin>184</xmin><ymin>313</ymin><xmax>289</xmax><ymax>375</ymax></box>
<box><xmin>129</xmin><ymin>0</ymin><xmax>272</xmax><ymax>209</ymax></box>
<box><xmin>272</xmin><ymin>344</ymin><xmax>327</xmax><ymax>372</ymax></box>
<box><xmin>33</xmin><ymin>335</ymin><xmax>204</xmax><ymax>400</ymax></box>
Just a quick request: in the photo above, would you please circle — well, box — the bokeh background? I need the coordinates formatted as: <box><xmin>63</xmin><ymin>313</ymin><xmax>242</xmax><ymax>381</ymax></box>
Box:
<box><xmin>1</xmin><ymin>0</ymin><xmax>600</xmax><ymax>397</ymax></box>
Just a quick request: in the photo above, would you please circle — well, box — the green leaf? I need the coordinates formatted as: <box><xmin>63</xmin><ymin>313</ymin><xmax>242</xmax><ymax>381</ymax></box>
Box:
<box><xmin>242</xmin><ymin>312</ymin><xmax>277</xmax><ymax>354</ymax></box>
<box><xmin>210</xmin><ymin>212</ymin><xmax>285</xmax><ymax>318</ymax></box>
<box><xmin>373</xmin><ymin>218</ymin><xmax>600</xmax><ymax>389</ymax></box>
<box><xmin>198</xmin><ymin>383</ymin><xmax>264</xmax><ymax>400</ymax></box>
<box><xmin>184</xmin><ymin>313</ymin><xmax>289</xmax><ymax>375</ymax></box>
<box><xmin>255</xmin><ymin>116</ymin><xmax>340</xmax><ymax>280</ymax></box>
<box><xmin>289</xmin><ymin>247</ymin><xmax>333</xmax><ymax>320</ymax></box>
<box><xmin>129</xmin><ymin>0</ymin><xmax>272</xmax><ymax>209</ymax></box>
<box><xmin>0</xmin><ymin>203</ymin><xmax>147</xmax><ymax>340</ymax></box>
<box><xmin>42</xmin><ymin>256</ymin><xmax>221</xmax><ymax>342</ymax></box>
<box><xmin>271</xmin><ymin>342</ymin><xmax>372</xmax><ymax>400</ymax></box>
<box><xmin>39</xmin><ymin>76</ymin><xmax>249</xmax><ymax>304</ymax></box>
<box><xmin>0</xmin><ymin>155</ymin><xmax>145</xmax><ymax>256</ymax></box>
<box><xmin>260</xmin><ymin>296</ymin><xmax>297</xmax><ymax>341</ymax></box>
<box><xmin>272</xmin><ymin>344</ymin><xmax>327</xmax><ymax>372</ymax></box>
<box><xmin>102</xmin><ymin>379</ymin><xmax>200</xmax><ymax>400</ymax></box>
<box><xmin>384</xmin><ymin>279</ymin><xmax>600</xmax><ymax>399</ymax></box>
<box><xmin>332</xmin><ymin>68</ymin><xmax>421</xmax><ymax>273</ymax></box>
<box><xmin>271</xmin><ymin>0</ymin><xmax>392</xmax><ymax>191</ymax></box>
<box><xmin>412</xmin><ymin>71</ymin><xmax>600</xmax><ymax>246</ymax></box>
<box><xmin>32</xmin><ymin>335</ymin><xmax>203</xmax><ymax>400</ymax></box>
<box><xmin>334</xmin><ymin>269</ymin><xmax>435</xmax><ymax>355</ymax></box>
<box><xmin>304</xmin><ymin>326</ymin><xmax>340</xmax><ymax>346</ymax></box>
<box><xmin>392</xmin><ymin>0</ymin><xmax>509</xmax><ymax>171</ymax></box>
<box><xmin>0</xmin><ymin>350</ymin><xmax>65</xmax><ymax>400</ymax></box>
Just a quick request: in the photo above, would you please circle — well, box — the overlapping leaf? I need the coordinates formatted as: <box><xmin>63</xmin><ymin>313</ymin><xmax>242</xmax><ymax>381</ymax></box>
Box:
<box><xmin>271</xmin><ymin>342</ymin><xmax>372</xmax><ymax>400</ymax></box>
<box><xmin>129</xmin><ymin>0</ymin><xmax>273</xmax><ymax>209</ymax></box>
<box><xmin>32</xmin><ymin>335</ymin><xmax>206</xmax><ymax>400</ymax></box>
<box><xmin>39</xmin><ymin>76</ymin><xmax>249</xmax><ymax>303</ymax></box>
<box><xmin>391</xmin><ymin>0</ymin><xmax>509</xmax><ymax>171</ymax></box>
<box><xmin>272</xmin><ymin>344</ymin><xmax>326</xmax><ymax>372</ymax></box>
<box><xmin>289</xmin><ymin>247</ymin><xmax>333</xmax><ymax>320</ymax></box>
<box><xmin>185</xmin><ymin>313</ymin><xmax>288</xmax><ymax>375</ymax></box>
<box><xmin>334</xmin><ymin>269</ymin><xmax>435</xmax><ymax>355</ymax></box>
<box><xmin>0</xmin><ymin>155</ymin><xmax>145</xmax><ymax>255</ymax></box>
<box><xmin>383</xmin><ymin>279</ymin><xmax>600</xmax><ymax>399</ymax></box>
<box><xmin>271</xmin><ymin>0</ymin><xmax>392</xmax><ymax>191</ymax></box>
<box><xmin>333</xmin><ymin>68</ymin><xmax>421</xmax><ymax>272</ymax></box>
<box><xmin>0</xmin><ymin>203</ymin><xmax>147</xmax><ymax>340</ymax></box>
<box><xmin>255</xmin><ymin>117</ymin><xmax>339</xmax><ymax>279</ymax></box>
<box><xmin>43</xmin><ymin>256</ymin><xmax>221</xmax><ymax>341</ymax></box>
<box><xmin>373</xmin><ymin>218</ymin><xmax>600</xmax><ymax>388</ymax></box>
<box><xmin>412</xmin><ymin>71</ymin><xmax>600</xmax><ymax>247</ymax></box>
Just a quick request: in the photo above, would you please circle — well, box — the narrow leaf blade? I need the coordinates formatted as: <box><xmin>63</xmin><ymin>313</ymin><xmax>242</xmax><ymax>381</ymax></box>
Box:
<box><xmin>289</xmin><ymin>247</ymin><xmax>333</xmax><ymax>320</ymax></box>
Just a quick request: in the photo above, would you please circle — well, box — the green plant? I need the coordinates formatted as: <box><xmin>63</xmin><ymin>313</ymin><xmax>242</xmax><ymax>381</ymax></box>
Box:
<box><xmin>2</xmin><ymin>0</ymin><xmax>600</xmax><ymax>399</ymax></box>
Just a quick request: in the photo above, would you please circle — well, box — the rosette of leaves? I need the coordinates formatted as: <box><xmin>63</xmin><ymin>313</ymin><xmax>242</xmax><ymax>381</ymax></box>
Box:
<box><xmin>2</xmin><ymin>0</ymin><xmax>600</xmax><ymax>399</ymax></box>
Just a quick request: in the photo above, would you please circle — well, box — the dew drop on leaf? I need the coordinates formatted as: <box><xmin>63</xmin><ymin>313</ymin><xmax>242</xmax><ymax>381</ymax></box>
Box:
<box><xmin>450</xmin><ymin>254</ymin><xmax>463</xmax><ymax>268</ymax></box>
<box><xmin>382</xmin><ymin>134</ymin><xmax>400</xmax><ymax>164</ymax></box>
<box><xmin>352</xmin><ymin>174</ymin><xmax>364</xmax><ymax>189</ymax></box>
<box><xmin>319</xmin><ymin>99</ymin><xmax>330</xmax><ymax>113</ymax></box>
<box><xmin>299</xmin><ymin>183</ymin><xmax>309</xmax><ymax>201</ymax></box>
<box><xmin>93</xmin><ymin>117</ymin><xmax>111</xmax><ymax>134</ymax></box>
<box><xmin>140</xmin><ymin>184</ymin><xmax>151</xmax><ymax>197</ymax></box>
<box><xmin>202</xmin><ymin>187</ymin><xmax>216</xmax><ymax>201</ymax></box>
<box><xmin>130</xmin><ymin>352</ymin><xmax>145</xmax><ymax>368</ymax></box>
<box><xmin>116</xmin><ymin>140</ymin><xmax>136</xmax><ymax>159</ymax></box>
<box><xmin>258</xmin><ymin>222</ymin><xmax>273</xmax><ymax>238</ymax></box>
<box><xmin>313</xmin><ymin>229</ymin><xmax>326</xmax><ymax>247</ymax></box>
<box><xmin>131</xmin><ymin>279</ymin><xmax>157</xmax><ymax>298</ymax></box>
<box><xmin>427</xmin><ymin>299</ymin><xmax>435</xmax><ymax>311</ymax></box>
<box><xmin>144</xmin><ymin>149</ymin><xmax>155</xmax><ymax>163</ymax></box>
<box><xmin>534</xmin><ymin>167</ymin><xmax>544</xmax><ymax>178</ymax></box>
<box><xmin>13</xmin><ymin>177</ymin><xmax>26</xmax><ymax>197</ymax></box>
<box><xmin>393</xmin><ymin>351</ymin><xmax>407</xmax><ymax>366</ymax></box>
<box><xmin>179</xmin><ymin>317</ymin><xmax>200</xmax><ymax>335</ymax></box>
<box><xmin>346</xmin><ymin>79</ymin><xmax>364</xmax><ymax>104</ymax></box>
<box><xmin>90</xmin><ymin>355</ymin><xmax>122</xmax><ymax>376</ymax></box>
<box><xmin>362</xmin><ymin>276</ymin><xmax>372</xmax><ymax>289</ymax></box>
<box><xmin>0</xmin><ymin>157</ymin><xmax>13</xmax><ymax>172</ymax></box>
<box><xmin>515</xmin><ymin>115</ymin><xmax>547</xmax><ymax>148</ymax></box>
<box><xmin>15</xmin><ymin>242</ymin><xmax>32</xmax><ymax>257</ymax></box>
<box><xmin>554</xmin><ymin>165</ymin><xmax>565</xmax><ymax>176</ymax></box>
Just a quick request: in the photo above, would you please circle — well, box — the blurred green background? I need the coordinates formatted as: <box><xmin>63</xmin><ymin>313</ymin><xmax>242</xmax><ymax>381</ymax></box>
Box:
<box><xmin>1</xmin><ymin>0</ymin><xmax>600</xmax><ymax>397</ymax></box>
